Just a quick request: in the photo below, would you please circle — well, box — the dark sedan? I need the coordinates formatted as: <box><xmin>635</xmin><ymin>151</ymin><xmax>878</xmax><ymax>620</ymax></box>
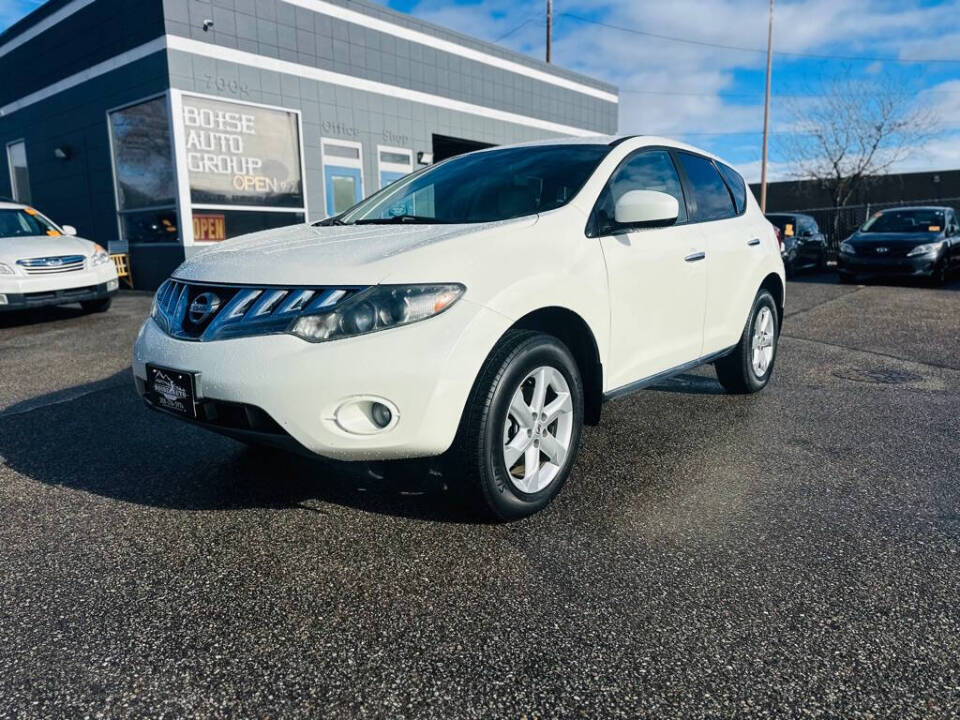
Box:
<box><xmin>837</xmin><ymin>206</ymin><xmax>959</xmax><ymax>285</ymax></box>
<box><xmin>766</xmin><ymin>212</ymin><xmax>828</xmax><ymax>276</ymax></box>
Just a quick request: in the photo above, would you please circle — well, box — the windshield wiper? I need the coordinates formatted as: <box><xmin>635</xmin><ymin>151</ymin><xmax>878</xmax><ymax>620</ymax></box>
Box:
<box><xmin>314</xmin><ymin>215</ymin><xmax>345</xmax><ymax>226</ymax></box>
<box><xmin>353</xmin><ymin>214</ymin><xmax>442</xmax><ymax>225</ymax></box>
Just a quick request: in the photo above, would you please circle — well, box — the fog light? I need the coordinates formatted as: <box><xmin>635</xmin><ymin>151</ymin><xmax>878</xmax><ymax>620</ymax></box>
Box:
<box><xmin>371</xmin><ymin>402</ymin><xmax>392</xmax><ymax>428</ymax></box>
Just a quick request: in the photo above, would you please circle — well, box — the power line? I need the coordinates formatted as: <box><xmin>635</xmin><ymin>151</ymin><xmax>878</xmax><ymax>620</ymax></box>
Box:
<box><xmin>559</xmin><ymin>12</ymin><xmax>960</xmax><ymax>65</ymax></box>
<box><xmin>494</xmin><ymin>16</ymin><xmax>537</xmax><ymax>42</ymax></box>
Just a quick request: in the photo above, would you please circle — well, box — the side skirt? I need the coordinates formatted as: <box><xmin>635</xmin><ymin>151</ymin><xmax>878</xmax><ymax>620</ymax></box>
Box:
<box><xmin>601</xmin><ymin>345</ymin><xmax>737</xmax><ymax>403</ymax></box>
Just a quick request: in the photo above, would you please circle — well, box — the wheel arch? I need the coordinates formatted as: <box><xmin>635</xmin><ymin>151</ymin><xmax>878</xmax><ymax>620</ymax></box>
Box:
<box><xmin>508</xmin><ymin>306</ymin><xmax>604</xmax><ymax>425</ymax></box>
<box><xmin>760</xmin><ymin>272</ymin><xmax>785</xmax><ymax>329</ymax></box>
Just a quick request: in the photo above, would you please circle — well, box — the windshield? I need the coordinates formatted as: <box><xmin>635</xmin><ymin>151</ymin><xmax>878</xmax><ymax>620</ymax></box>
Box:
<box><xmin>861</xmin><ymin>209</ymin><xmax>944</xmax><ymax>234</ymax></box>
<box><xmin>336</xmin><ymin>144</ymin><xmax>611</xmax><ymax>225</ymax></box>
<box><xmin>0</xmin><ymin>208</ymin><xmax>62</xmax><ymax>239</ymax></box>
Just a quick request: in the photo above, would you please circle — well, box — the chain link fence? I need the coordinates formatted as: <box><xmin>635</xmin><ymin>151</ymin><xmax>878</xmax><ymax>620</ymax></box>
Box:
<box><xmin>786</xmin><ymin>196</ymin><xmax>960</xmax><ymax>257</ymax></box>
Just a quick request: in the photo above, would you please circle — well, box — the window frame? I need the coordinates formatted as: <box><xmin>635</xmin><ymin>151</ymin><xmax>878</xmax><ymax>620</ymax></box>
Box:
<box><xmin>172</xmin><ymin>90</ymin><xmax>309</xmax><ymax>245</ymax></box>
<box><xmin>714</xmin><ymin>160</ymin><xmax>748</xmax><ymax>217</ymax></box>
<box><xmin>321</xmin><ymin>137</ymin><xmax>365</xmax><ymax>218</ymax></box>
<box><xmin>106</xmin><ymin>91</ymin><xmax>179</xmax><ymax>249</ymax></box>
<box><xmin>5</xmin><ymin>138</ymin><xmax>31</xmax><ymax>204</ymax></box>
<box><xmin>585</xmin><ymin>145</ymin><xmax>690</xmax><ymax>238</ymax></box>
<box><xmin>673</xmin><ymin>150</ymin><xmax>740</xmax><ymax>224</ymax></box>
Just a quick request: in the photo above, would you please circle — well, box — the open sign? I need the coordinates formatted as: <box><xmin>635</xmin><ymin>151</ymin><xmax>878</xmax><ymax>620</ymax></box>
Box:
<box><xmin>193</xmin><ymin>213</ymin><xmax>226</xmax><ymax>242</ymax></box>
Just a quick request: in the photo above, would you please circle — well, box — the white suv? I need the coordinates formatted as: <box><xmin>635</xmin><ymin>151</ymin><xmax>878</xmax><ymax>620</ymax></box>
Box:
<box><xmin>134</xmin><ymin>137</ymin><xmax>784</xmax><ymax>519</ymax></box>
<box><xmin>1</xmin><ymin>201</ymin><xmax>119</xmax><ymax>313</ymax></box>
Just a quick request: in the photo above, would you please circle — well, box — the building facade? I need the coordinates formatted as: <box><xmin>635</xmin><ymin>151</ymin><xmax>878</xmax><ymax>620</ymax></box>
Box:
<box><xmin>0</xmin><ymin>0</ymin><xmax>618</xmax><ymax>288</ymax></box>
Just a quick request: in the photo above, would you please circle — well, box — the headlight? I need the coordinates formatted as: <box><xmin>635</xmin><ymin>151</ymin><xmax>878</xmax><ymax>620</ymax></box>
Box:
<box><xmin>906</xmin><ymin>242</ymin><xmax>941</xmax><ymax>257</ymax></box>
<box><xmin>288</xmin><ymin>284</ymin><xmax>465</xmax><ymax>342</ymax></box>
<box><xmin>0</xmin><ymin>262</ymin><xmax>14</xmax><ymax>275</ymax></box>
<box><xmin>839</xmin><ymin>242</ymin><xmax>856</xmax><ymax>255</ymax></box>
<box><xmin>90</xmin><ymin>244</ymin><xmax>111</xmax><ymax>266</ymax></box>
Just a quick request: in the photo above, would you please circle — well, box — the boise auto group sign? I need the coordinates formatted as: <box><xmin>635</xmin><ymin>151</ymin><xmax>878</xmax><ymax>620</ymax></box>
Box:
<box><xmin>181</xmin><ymin>96</ymin><xmax>304</xmax><ymax>241</ymax></box>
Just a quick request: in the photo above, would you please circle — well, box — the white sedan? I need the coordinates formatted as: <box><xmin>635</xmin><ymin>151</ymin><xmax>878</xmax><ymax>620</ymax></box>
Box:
<box><xmin>0</xmin><ymin>201</ymin><xmax>119</xmax><ymax>313</ymax></box>
<box><xmin>134</xmin><ymin>136</ymin><xmax>784</xmax><ymax>519</ymax></box>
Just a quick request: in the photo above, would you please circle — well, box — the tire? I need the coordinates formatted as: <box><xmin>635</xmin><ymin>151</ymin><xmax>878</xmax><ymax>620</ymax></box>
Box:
<box><xmin>448</xmin><ymin>330</ymin><xmax>584</xmax><ymax>521</ymax></box>
<box><xmin>838</xmin><ymin>271</ymin><xmax>856</xmax><ymax>284</ymax></box>
<box><xmin>80</xmin><ymin>297</ymin><xmax>112</xmax><ymax>313</ymax></box>
<box><xmin>816</xmin><ymin>249</ymin><xmax>828</xmax><ymax>271</ymax></box>
<box><xmin>930</xmin><ymin>260</ymin><xmax>948</xmax><ymax>287</ymax></box>
<box><xmin>714</xmin><ymin>289</ymin><xmax>779</xmax><ymax>395</ymax></box>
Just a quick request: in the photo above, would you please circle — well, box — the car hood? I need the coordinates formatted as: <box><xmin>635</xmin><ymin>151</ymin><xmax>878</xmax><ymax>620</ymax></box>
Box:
<box><xmin>848</xmin><ymin>231</ymin><xmax>943</xmax><ymax>248</ymax></box>
<box><xmin>0</xmin><ymin>235</ymin><xmax>96</xmax><ymax>265</ymax></box>
<box><xmin>173</xmin><ymin>218</ymin><xmax>538</xmax><ymax>286</ymax></box>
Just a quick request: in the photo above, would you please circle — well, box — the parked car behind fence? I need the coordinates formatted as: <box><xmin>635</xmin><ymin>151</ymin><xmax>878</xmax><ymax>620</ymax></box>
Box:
<box><xmin>771</xmin><ymin>196</ymin><xmax>960</xmax><ymax>258</ymax></box>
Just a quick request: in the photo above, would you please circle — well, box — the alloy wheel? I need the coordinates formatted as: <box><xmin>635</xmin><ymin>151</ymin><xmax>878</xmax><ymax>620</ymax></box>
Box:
<box><xmin>502</xmin><ymin>366</ymin><xmax>574</xmax><ymax>494</ymax></box>
<box><xmin>751</xmin><ymin>306</ymin><xmax>775</xmax><ymax>377</ymax></box>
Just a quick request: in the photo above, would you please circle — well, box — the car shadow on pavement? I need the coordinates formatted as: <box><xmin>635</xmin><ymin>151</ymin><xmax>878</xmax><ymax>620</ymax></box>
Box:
<box><xmin>0</xmin><ymin>305</ymin><xmax>92</xmax><ymax>329</ymax></box>
<box><xmin>0</xmin><ymin>369</ymin><xmax>479</xmax><ymax>523</ymax></box>
<box><xmin>646</xmin><ymin>372</ymin><xmax>726</xmax><ymax>395</ymax></box>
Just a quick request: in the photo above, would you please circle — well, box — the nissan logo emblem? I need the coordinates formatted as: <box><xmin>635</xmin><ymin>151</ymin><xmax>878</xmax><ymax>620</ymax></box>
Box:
<box><xmin>188</xmin><ymin>292</ymin><xmax>221</xmax><ymax>324</ymax></box>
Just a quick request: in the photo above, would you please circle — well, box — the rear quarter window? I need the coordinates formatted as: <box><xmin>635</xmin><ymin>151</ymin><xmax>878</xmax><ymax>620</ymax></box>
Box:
<box><xmin>676</xmin><ymin>152</ymin><xmax>736</xmax><ymax>222</ymax></box>
<box><xmin>716</xmin><ymin>162</ymin><xmax>747</xmax><ymax>215</ymax></box>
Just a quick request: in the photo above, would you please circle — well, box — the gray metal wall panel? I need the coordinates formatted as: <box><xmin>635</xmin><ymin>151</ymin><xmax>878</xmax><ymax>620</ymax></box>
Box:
<box><xmin>0</xmin><ymin>0</ymin><xmax>166</xmax><ymax>108</ymax></box>
<box><xmin>0</xmin><ymin>54</ymin><xmax>170</xmax><ymax>248</ymax></box>
<box><xmin>161</xmin><ymin>0</ymin><xmax>618</xmax><ymax>134</ymax></box>
<box><xmin>167</xmin><ymin>50</ymin><xmax>581</xmax><ymax>224</ymax></box>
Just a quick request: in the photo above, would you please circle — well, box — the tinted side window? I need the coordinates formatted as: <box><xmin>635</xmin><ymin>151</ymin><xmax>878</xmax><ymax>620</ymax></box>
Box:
<box><xmin>592</xmin><ymin>150</ymin><xmax>687</xmax><ymax>235</ymax></box>
<box><xmin>716</xmin><ymin>162</ymin><xmax>747</xmax><ymax>215</ymax></box>
<box><xmin>677</xmin><ymin>152</ymin><xmax>736</xmax><ymax>222</ymax></box>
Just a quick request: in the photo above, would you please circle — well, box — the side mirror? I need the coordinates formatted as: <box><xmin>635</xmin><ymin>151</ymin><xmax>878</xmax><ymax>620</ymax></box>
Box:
<box><xmin>613</xmin><ymin>190</ymin><xmax>679</xmax><ymax>230</ymax></box>
<box><xmin>61</xmin><ymin>225</ymin><xmax>78</xmax><ymax>236</ymax></box>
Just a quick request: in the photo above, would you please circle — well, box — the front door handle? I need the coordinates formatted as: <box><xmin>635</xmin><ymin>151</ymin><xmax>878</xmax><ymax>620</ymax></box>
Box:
<box><xmin>747</xmin><ymin>238</ymin><xmax>761</xmax><ymax>246</ymax></box>
<box><xmin>684</xmin><ymin>251</ymin><xmax>706</xmax><ymax>262</ymax></box>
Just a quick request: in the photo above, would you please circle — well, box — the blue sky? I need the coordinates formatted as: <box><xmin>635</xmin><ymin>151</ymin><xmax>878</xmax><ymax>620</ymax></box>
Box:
<box><xmin>3</xmin><ymin>0</ymin><xmax>960</xmax><ymax>181</ymax></box>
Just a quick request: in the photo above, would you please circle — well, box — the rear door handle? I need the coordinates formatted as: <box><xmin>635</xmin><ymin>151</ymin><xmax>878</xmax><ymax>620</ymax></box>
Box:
<box><xmin>684</xmin><ymin>251</ymin><xmax>706</xmax><ymax>262</ymax></box>
<box><xmin>747</xmin><ymin>238</ymin><xmax>761</xmax><ymax>246</ymax></box>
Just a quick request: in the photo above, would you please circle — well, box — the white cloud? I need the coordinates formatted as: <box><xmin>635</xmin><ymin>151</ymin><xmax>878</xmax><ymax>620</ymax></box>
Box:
<box><xmin>380</xmin><ymin>0</ymin><xmax>960</xmax><ymax>174</ymax></box>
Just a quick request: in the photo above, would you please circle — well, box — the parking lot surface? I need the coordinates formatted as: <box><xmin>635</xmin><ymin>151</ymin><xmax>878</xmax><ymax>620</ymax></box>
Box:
<box><xmin>1</xmin><ymin>274</ymin><xmax>959</xmax><ymax>718</ymax></box>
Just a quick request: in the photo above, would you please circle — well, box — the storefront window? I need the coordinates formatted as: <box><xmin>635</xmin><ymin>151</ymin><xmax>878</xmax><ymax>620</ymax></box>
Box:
<box><xmin>118</xmin><ymin>209</ymin><xmax>180</xmax><ymax>244</ymax></box>
<box><xmin>109</xmin><ymin>97</ymin><xmax>176</xmax><ymax>210</ymax></box>
<box><xmin>109</xmin><ymin>96</ymin><xmax>178</xmax><ymax>245</ymax></box>
<box><xmin>182</xmin><ymin>95</ymin><xmax>304</xmax><ymax>209</ymax></box>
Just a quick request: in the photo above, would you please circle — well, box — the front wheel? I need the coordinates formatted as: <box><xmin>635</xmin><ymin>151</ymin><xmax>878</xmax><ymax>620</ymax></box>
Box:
<box><xmin>715</xmin><ymin>289</ymin><xmax>779</xmax><ymax>394</ymax></box>
<box><xmin>448</xmin><ymin>330</ymin><xmax>584</xmax><ymax>521</ymax></box>
<box><xmin>930</xmin><ymin>260</ymin><xmax>948</xmax><ymax>287</ymax></box>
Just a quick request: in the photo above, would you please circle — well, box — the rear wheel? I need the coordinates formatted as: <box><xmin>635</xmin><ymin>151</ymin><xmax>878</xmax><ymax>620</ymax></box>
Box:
<box><xmin>80</xmin><ymin>297</ymin><xmax>112</xmax><ymax>313</ymax></box>
<box><xmin>448</xmin><ymin>330</ymin><xmax>584</xmax><ymax>521</ymax></box>
<box><xmin>715</xmin><ymin>289</ymin><xmax>779</xmax><ymax>394</ymax></box>
<box><xmin>838</xmin><ymin>271</ymin><xmax>856</xmax><ymax>284</ymax></box>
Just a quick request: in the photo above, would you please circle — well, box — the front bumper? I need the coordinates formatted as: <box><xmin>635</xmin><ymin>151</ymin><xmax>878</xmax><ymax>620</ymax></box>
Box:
<box><xmin>0</xmin><ymin>264</ymin><xmax>120</xmax><ymax>311</ymax></box>
<box><xmin>132</xmin><ymin>298</ymin><xmax>512</xmax><ymax>461</ymax></box>
<box><xmin>837</xmin><ymin>253</ymin><xmax>938</xmax><ymax>277</ymax></box>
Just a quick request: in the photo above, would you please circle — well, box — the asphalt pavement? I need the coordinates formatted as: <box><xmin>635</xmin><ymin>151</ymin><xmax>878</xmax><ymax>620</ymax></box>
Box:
<box><xmin>1</xmin><ymin>273</ymin><xmax>959</xmax><ymax>718</ymax></box>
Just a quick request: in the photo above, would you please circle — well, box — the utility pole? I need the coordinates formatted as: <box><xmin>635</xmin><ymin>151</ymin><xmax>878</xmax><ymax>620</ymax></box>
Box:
<box><xmin>760</xmin><ymin>0</ymin><xmax>774</xmax><ymax>212</ymax></box>
<box><xmin>546</xmin><ymin>0</ymin><xmax>552</xmax><ymax>63</ymax></box>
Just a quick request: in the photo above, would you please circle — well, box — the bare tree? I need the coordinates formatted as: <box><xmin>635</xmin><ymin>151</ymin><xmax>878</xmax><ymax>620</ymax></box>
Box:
<box><xmin>777</xmin><ymin>71</ymin><xmax>938</xmax><ymax>237</ymax></box>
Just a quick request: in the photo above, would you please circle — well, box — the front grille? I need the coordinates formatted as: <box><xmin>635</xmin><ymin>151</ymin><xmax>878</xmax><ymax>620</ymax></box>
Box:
<box><xmin>17</xmin><ymin>254</ymin><xmax>86</xmax><ymax>274</ymax></box>
<box><xmin>153</xmin><ymin>279</ymin><xmax>363</xmax><ymax>341</ymax></box>
<box><xmin>861</xmin><ymin>245</ymin><xmax>912</xmax><ymax>259</ymax></box>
